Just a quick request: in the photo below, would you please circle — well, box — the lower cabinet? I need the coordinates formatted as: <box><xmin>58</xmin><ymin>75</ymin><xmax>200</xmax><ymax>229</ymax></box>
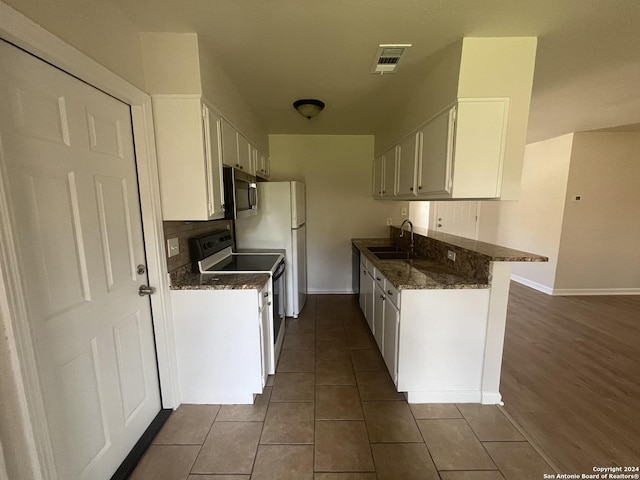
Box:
<box><xmin>356</xmin><ymin>254</ymin><xmax>492</xmax><ymax>403</ymax></box>
<box><xmin>383</xmin><ymin>297</ymin><xmax>399</xmax><ymax>385</ymax></box>
<box><xmin>359</xmin><ymin>259</ymin><xmax>375</xmax><ymax>333</ymax></box>
<box><xmin>171</xmin><ymin>286</ymin><xmax>268</xmax><ymax>404</ymax></box>
<box><xmin>373</xmin><ymin>283</ymin><xmax>385</xmax><ymax>350</ymax></box>
<box><xmin>259</xmin><ymin>287</ymin><xmax>270</xmax><ymax>388</ymax></box>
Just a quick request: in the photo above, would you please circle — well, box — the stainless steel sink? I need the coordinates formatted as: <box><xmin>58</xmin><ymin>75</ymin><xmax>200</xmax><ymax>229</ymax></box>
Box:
<box><xmin>367</xmin><ymin>245</ymin><xmax>403</xmax><ymax>253</ymax></box>
<box><xmin>371</xmin><ymin>251</ymin><xmax>412</xmax><ymax>260</ymax></box>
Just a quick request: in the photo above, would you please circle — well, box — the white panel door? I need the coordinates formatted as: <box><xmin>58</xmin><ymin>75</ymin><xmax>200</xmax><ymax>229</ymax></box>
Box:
<box><xmin>431</xmin><ymin>201</ymin><xmax>479</xmax><ymax>239</ymax></box>
<box><xmin>0</xmin><ymin>40</ymin><xmax>160</xmax><ymax>479</ymax></box>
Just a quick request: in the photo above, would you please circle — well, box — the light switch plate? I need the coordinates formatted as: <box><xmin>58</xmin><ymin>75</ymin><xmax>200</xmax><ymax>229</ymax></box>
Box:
<box><xmin>386</xmin><ymin>218</ymin><xmax>392</xmax><ymax>226</ymax></box>
<box><xmin>401</xmin><ymin>207</ymin><xmax>407</xmax><ymax>216</ymax></box>
<box><xmin>447</xmin><ymin>250</ymin><xmax>456</xmax><ymax>261</ymax></box>
<box><xmin>167</xmin><ymin>237</ymin><xmax>180</xmax><ymax>258</ymax></box>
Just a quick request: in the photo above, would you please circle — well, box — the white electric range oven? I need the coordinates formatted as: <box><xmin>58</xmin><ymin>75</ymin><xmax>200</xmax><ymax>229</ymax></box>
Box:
<box><xmin>190</xmin><ymin>231</ymin><xmax>286</xmax><ymax>371</ymax></box>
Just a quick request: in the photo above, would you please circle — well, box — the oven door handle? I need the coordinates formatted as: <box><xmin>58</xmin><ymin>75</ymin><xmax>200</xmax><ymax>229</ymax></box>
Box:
<box><xmin>273</xmin><ymin>259</ymin><xmax>286</xmax><ymax>280</ymax></box>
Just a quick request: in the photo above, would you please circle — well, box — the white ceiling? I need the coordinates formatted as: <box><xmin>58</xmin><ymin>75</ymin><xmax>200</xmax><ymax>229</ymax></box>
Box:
<box><xmin>110</xmin><ymin>0</ymin><xmax>640</xmax><ymax>143</ymax></box>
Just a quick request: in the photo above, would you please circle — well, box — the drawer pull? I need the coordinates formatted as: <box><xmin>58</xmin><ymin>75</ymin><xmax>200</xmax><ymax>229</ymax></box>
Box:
<box><xmin>376</xmin><ymin>276</ymin><xmax>381</xmax><ymax>281</ymax></box>
<box><xmin>380</xmin><ymin>294</ymin><xmax>386</xmax><ymax>300</ymax></box>
<box><xmin>387</xmin><ymin>290</ymin><xmax>393</xmax><ymax>295</ymax></box>
<box><xmin>264</xmin><ymin>292</ymin><xmax>269</xmax><ymax>297</ymax></box>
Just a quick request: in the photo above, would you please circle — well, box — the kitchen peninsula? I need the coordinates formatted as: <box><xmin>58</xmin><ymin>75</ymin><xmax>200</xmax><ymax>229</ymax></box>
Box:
<box><xmin>353</xmin><ymin>226</ymin><xmax>547</xmax><ymax>404</ymax></box>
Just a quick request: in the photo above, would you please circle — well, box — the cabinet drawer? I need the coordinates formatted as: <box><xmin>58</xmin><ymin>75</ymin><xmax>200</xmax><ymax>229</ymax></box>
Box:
<box><xmin>373</xmin><ymin>268</ymin><xmax>385</xmax><ymax>289</ymax></box>
<box><xmin>362</xmin><ymin>256</ymin><xmax>372</xmax><ymax>272</ymax></box>
<box><xmin>260</xmin><ymin>285</ymin><xmax>269</xmax><ymax>309</ymax></box>
<box><xmin>385</xmin><ymin>281</ymin><xmax>400</xmax><ymax>309</ymax></box>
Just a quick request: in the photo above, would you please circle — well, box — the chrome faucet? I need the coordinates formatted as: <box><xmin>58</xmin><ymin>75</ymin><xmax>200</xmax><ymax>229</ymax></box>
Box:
<box><xmin>399</xmin><ymin>219</ymin><xmax>414</xmax><ymax>257</ymax></box>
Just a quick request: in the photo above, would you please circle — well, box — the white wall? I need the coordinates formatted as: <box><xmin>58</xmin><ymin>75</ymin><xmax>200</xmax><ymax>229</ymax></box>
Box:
<box><xmin>269</xmin><ymin>135</ymin><xmax>409</xmax><ymax>293</ymax></box>
<box><xmin>477</xmin><ymin>134</ymin><xmax>574</xmax><ymax>292</ymax></box>
<box><xmin>199</xmin><ymin>39</ymin><xmax>268</xmax><ymax>152</ymax></box>
<box><xmin>140</xmin><ymin>33</ymin><xmax>203</xmax><ymax>95</ymax></box>
<box><xmin>3</xmin><ymin>0</ymin><xmax>146</xmax><ymax>90</ymax></box>
<box><xmin>554</xmin><ymin>132</ymin><xmax>640</xmax><ymax>292</ymax></box>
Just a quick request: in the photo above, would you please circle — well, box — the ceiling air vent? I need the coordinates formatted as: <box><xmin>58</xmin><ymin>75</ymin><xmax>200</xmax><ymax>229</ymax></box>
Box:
<box><xmin>371</xmin><ymin>44</ymin><xmax>412</xmax><ymax>74</ymax></box>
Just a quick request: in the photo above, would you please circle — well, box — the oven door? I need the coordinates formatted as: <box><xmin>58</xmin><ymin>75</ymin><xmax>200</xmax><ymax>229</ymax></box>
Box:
<box><xmin>272</xmin><ymin>259</ymin><xmax>286</xmax><ymax>343</ymax></box>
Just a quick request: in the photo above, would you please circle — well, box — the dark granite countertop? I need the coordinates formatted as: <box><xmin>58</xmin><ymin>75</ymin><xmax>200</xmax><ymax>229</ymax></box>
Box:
<box><xmin>169</xmin><ymin>264</ymin><xmax>270</xmax><ymax>291</ymax></box>
<box><xmin>423</xmin><ymin>231</ymin><xmax>548</xmax><ymax>262</ymax></box>
<box><xmin>353</xmin><ymin>239</ymin><xmax>489</xmax><ymax>290</ymax></box>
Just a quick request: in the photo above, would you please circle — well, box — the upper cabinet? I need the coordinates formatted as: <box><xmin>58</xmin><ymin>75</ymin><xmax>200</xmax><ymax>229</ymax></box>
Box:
<box><xmin>396</xmin><ymin>134</ymin><xmax>420</xmax><ymax>197</ymax></box>
<box><xmin>152</xmin><ymin>95</ymin><xmax>225</xmax><ymax>221</ymax></box>
<box><xmin>221</xmin><ymin>118</ymin><xmax>266</xmax><ymax>177</ymax></box>
<box><xmin>373</xmin><ymin>149</ymin><xmax>397</xmax><ymax>199</ymax></box>
<box><xmin>255</xmin><ymin>149</ymin><xmax>271</xmax><ymax>179</ymax></box>
<box><xmin>373</xmin><ymin>37</ymin><xmax>537</xmax><ymax>201</ymax></box>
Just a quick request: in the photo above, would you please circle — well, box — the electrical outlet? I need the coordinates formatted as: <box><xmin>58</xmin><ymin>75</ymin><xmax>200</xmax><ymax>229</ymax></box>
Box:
<box><xmin>167</xmin><ymin>237</ymin><xmax>180</xmax><ymax>258</ymax></box>
<box><xmin>386</xmin><ymin>218</ymin><xmax>392</xmax><ymax>226</ymax></box>
<box><xmin>447</xmin><ymin>250</ymin><xmax>456</xmax><ymax>261</ymax></box>
<box><xmin>572</xmin><ymin>195</ymin><xmax>582</xmax><ymax>202</ymax></box>
<box><xmin>401</xmin><ymin>207</ymin><xmax>407</xmax><ymax>216</ymax></box>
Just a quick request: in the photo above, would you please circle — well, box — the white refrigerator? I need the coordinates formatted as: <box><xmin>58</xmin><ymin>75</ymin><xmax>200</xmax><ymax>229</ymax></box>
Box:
<box><xmin>235</xmin><ymin>181</ymin><xmax>307</xmax><ymax>317</ymax></box>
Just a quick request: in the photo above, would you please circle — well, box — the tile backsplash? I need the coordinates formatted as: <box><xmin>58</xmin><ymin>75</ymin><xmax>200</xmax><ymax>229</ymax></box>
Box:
<box><xmin>163</xmin><ymin>219</ymin><xmax>233</xmax><ymax>272</ymax></box>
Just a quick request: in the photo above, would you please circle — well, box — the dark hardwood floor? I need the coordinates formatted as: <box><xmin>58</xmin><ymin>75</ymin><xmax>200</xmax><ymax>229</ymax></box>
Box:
<box><xmin>501</xmin><ymin>282</ymin><xmax>640</xmax><ymax>473</ymax></box>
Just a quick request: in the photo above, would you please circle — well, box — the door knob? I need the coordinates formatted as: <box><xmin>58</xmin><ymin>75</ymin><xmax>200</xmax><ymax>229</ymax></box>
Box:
<box><xmin>138</xmin><ymin>285</ymin><xmax>156</xmax><ymax>296</ymax></box>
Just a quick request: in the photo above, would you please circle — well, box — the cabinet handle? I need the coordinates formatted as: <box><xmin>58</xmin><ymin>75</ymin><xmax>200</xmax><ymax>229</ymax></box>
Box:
<box><xmin>409</xmin><ymin>187</ymin><xmax>413</xmax><ymax>191</ymax></box>
<box><xmin>380</xmin><ymin>294</ymin><xmax>386</xmax><ymax>300</ymax></box>
<box><xmin>387</xmin><ymin>290</ymin><xmax>393</xmax><ymax>295</ymax></box>
<box><xmin>382</xmin><ymin>190</ymin><xmax>386</xmax><ymax>194</ymax></box>
<box><xmin>376</xmin><ymin>276</ymin><xmax>381</xmax><ymax>281</ymax></box>
<box><xmin>267</xmin><ymin>302</ymin><xmax>272</xmax><ymax>306</ymax></box>
<box><xmin>263</xmin><ymin>292</ymin><xmax>269</xmax><ymax>297</ymax></box>
<box><xmin>418</xmin><ymin>186</ymin><xmax>422</xmax><ymax>190</ymax></box>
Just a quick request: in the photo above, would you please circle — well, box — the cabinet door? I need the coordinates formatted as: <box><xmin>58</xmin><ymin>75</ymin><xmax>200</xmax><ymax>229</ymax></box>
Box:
<box><xmin>372</xmin><ymin>156</ymin><xmax>383</xmax><ymax>198</ymax></box>
<box><xmin>203</xmin><ymin>105</ymin><xmax>225</xmax><ymax>219</ymax></box>
<box><xmin>259</xmin><ymin>302</ymin><xmax>270</xmax><ymax>387</ymax></box>
<box><xmin>359</xmin><ymin>263</ymin><xmax>368</xmax><ymax>314</ymax></box>
<box><xmin>373</xmin><ymin>283</ymin><xmax>385</xmax><ymax>350</ymax></box>
<box><xmin>364</xmin><ymin>271</ymin><xmax>375</xmax><ymax>333</ymax></box>
<box><xmin>382</xmin><ymin>148</ymin><xmax>397</xmax><ymax>198</ymax></box>
<box><xmin>221</xmin><ymin>118</ymin><xmax>239</xmax><ymax>168</ymax></box>
<box><xmin>256</xmin><ymin>150</ymin><xmax>270</xmax><ymax>179</ymax></box>
<box><xmin>396</xmin><ymin>134</ymin><xmax>419</xmax><ymax>197</ymax></box>
<box><xmin>417</xmin><ymin>106</ymin><xmax>455</xmax><ymax>196</ymax></box>
<box><xmin>383</xmin><ymin>300</ymin><xmax>399</xmax><ymax>385</ymax></box>
<box><xmin>452</xmin><ymin>98</ymin><xmax>509</xmax><ymax>198</ymax></box>
<box><xmin>237</xmin><ymin>134</ymin><xmax>252</xmax><ymax>173</ymax></box>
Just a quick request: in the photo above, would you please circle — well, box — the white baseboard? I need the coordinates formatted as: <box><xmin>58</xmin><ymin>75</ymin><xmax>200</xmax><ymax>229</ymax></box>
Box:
<box><xmin>510</xmin><ymin>275</ymin><xmax>640</xmax><ymax>296</ymax></box>
<box><xmin>405</xmin><ymin>390</ymin><xmax>481</xmax><ymax>404</ymax></box>
<box><xmin>307</xmin><ymin>289</ymin><xmax>355</xmax><ymax>295</ymax></box>
<box><xmin>510</xmin><ymin>275</ymin><xmax>553</xmax><ymax>295</ymax></box>
<box><xmin>552</xmin><ymin>288</ymin><xmax>640</xmax><ymax>296</ymax></box>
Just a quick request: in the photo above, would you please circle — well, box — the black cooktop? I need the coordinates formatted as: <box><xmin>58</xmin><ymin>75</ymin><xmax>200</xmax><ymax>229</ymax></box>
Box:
<box><xmin>205</xmin><ymin>254</ymin><xmax>282</xmax><ymax>272</ymax></box>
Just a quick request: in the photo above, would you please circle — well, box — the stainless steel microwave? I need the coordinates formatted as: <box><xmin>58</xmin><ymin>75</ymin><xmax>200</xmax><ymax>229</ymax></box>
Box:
<box><xmin>223</xmin><ymin>167</ymin><xmax>258</xmax><ymax>219</ymax></box>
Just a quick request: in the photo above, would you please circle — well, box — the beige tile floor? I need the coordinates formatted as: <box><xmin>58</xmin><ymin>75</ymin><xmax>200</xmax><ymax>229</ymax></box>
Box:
<box><xmin>129</xmin><ymin>295</ymin><xmax>555</xmax><ymax>480</ymax></box>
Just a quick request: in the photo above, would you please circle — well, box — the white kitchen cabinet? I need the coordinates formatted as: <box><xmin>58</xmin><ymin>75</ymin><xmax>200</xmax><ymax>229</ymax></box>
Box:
<box><xmin>152</xmin><ymin>95</ymin><xmax>224</xmax><ymax>221</ymax></box>
<box><xmin>255</xmin><ymin>149</ymin><xmax>270</xmax><ymax>179</ymax></box>
<box><xmin>374</xmin><ymin>97</ymin><xmax>510</xmax><ymax>201</ymax></box>
<box><xmin>356</xmin><ymin>249</ymin><xmax>494</xmax><ymax>403</ymax></box>
<box><xmin>221</xmin><ymin>118</ymin><xmax>239</xmax><ymax>169</ymax></box>
<box><xmin>395</xmin><ymin>133</ymin><xmax>419</xmax><ymax>197</ymax></box>
<box><xmin>373</xmin><ymin>155</ymin><xmax>383</xmax><ymax>198</ymax></box>
<box><xmin>373</xmin><ymin>282</ymin><xmax>385</xmax><ymax>350</ymax></box>
<box><xmin>171</xmin><ymin>286</ymin><xmax>268</xmax><ymax>404</ymax></box>
<box><xmin>237</xmin><ymin>133</ymin><xmax>253</xmax><ymax>174</ymax></box>
<box><xmin>383</xmin><ymin>296</ymin><xmax>399</xmax><ymax>385</ymax></box>
<box><xmin>259</xmin><ymin>286</ymin><xmax>270</xmax><ymax>387</ymax></box>
<box><xmin>416</xmin><ymin>106</ymin><xmax>455</xmax><ymax>196</ymax></box>
<box><xmin>373</xmin><ymin>149</ymin><xmax>397</xmax><ymax>199</ymax></box>
<box><xmin>359</xmin><ymin>258</ymin><xmax>375</xmax><ymax>332</ymax></box>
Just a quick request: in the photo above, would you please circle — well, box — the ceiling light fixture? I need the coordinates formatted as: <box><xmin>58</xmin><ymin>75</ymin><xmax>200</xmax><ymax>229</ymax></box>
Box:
<box><xmin>293</xmin><ymin>99</ymin><xmax>325</xmax><ymax>119</ymax></box>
